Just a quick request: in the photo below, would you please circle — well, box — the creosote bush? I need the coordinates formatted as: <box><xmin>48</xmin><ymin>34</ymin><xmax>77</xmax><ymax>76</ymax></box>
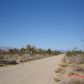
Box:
<box><xmin>55</xmin><ymin>67</ymin><xmax>64</xmax><ymax>73</ymax></box>
<box><xmin>66</xmin><ymin>50</ymin><xmax>84</xmax><ymax>57</ymax></box>
<box><xmin>58</xmin><ymin>63</ymin><xmax>68</xmax><ymax>67</ymax></box>
<box><xmin>60</xmin><ymin>77</ymin><xmax>84</xmax><ymax>84</ymax></box>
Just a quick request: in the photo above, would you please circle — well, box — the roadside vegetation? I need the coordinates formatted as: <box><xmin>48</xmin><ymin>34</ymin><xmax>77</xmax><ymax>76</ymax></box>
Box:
<box><xmin>0</xmin><ymin>44</ymin><xmax>61</xmax><ymax>66</ymax></box>
<box><xmin>54</xmin><ymin>50</ymin><xmax>84</xmax><ymax>84</ymax></box>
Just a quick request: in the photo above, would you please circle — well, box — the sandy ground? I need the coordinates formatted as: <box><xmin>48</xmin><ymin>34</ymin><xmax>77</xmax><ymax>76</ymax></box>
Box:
<box><xmin>0</xmin><ymin>54</ymin><xmax>64</xmax><ymax>84</ymax></box>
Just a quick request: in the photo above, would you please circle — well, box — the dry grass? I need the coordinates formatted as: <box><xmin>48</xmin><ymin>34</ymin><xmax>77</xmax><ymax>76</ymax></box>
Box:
<box><xmin>54</xmin><ymin>73</ymin><xmax>62</xmax><ymax>82</ymax></box>
<box><xmin>58</xmin><ymin>63</ymin><xmax>68</xmax><ymax>67</ymax></box>
<box><xmin>55</xmin><ymin>67</ymin><xmax>64</xmax><ymax>73</ymax></box>
<box><xmin>54</xmin><ymin>77</ymin><xmax>61</xmax><ymax>82</ymax></box>
<box><xmin>68</xmin><ymin>71</ymin><xmax>77</xmax><ymax>76</ymax></box>
<box><xmin>54</xmin><ymin>52</ymin><xmax>84</xmax><ymax>84</ymax></box>
<box><xmin>60</xmin><ymin>77</ymin><xmax>84</xmax><ymax>84</ymax></box>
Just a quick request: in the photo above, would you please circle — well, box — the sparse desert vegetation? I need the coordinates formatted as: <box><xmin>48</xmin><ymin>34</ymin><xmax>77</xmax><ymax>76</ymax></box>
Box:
<box><xmin>0</xmin><ymin>0</ymin><xmax>83</xmax><ymax>84</ymax></box>
<box><xmin>0</xmin><ymin>44</ymin><xmax>61</xmax><ymax>66</ymax></box>
<box><xmin>54</xmin><ymin>50</ymin><xmax>84</xmax><ymax>84</ymax></box>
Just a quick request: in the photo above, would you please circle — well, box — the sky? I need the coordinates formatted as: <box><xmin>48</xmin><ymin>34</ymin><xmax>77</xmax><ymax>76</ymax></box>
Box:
<box><xmin>0</xmin><ymin>0</ymin><xmax>84</xmax><ymax>50</ymax></box>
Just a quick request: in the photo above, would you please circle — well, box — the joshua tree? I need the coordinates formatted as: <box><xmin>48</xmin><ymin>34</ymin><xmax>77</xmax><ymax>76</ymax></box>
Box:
<box><xmin>26</xmin><ymin>44</ymin><xmax>32</xmax><ymax>54</ymax></box>
<box><xmin>37</xmin><ymin>48</ymin><xmax>42</xmax><ymax>54</ymax></box>
<box><xmin>20</xmin><ymin>48</ymin><xmax>25</xmax><ymax>54</ymax></box>
<box><xmin>31</xmin><ymin>46</ymin><xmax>37</xmax><ymax>55</ymax></box>
<box><xmin>8</xmin><ymin>48</ymin><xmax>19</xmax><ymax>54</ymax></box>
<box><xmin>47</xmin><ymin>48</ymin><xmax>52</xmax><ymax>55</ymax></box>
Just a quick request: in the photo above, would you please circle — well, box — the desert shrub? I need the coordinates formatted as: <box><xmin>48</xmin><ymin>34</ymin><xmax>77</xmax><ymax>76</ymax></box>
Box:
<box><xmin>68</xmin><ymin>71</ymin><xmax>77</xmax><ymax>76</ymax></box>
<box><xmin>65</xmin><ymin>53</ymin><xmax>84</xmax><ymax>64</ymax></box>
<box><xmin>54</xmin><ymin>73</ymin><xmax>62</xmax><ymax>82</ymax></box>
<box><xmin>0</xmin><ymin>56</ymin><xmax>19</xmax><ymax>64</ymax></box>
<box><xmin>61</xmin><ymin>57</ymin><xmax>67</xmax><ymax>63</ymax></box>
<box><xmin>59</xmin><ymin>63</ymin><xmax>68</xmax><ymax>67</ymax></box>
<box><xmin>66</xmin><ymin>51</ymin><xmax>84</xmax><ymax>57</ymax></box>
<box><xmin>60</xmin><ymin>77</ymin><xmax>84</xmax><ymax>84</ymax></box>
<box><xmin>55</xmin><ymin>67</ymin><xmax>64</xmax><ymax>73</ymax></box>
<box><xmin>54</xmin><ymin>76</ymin><xmax>61</xmax><ymax>82</ymax></box>
<box><xmin>66</xmin><ymin>51</ymin><xmax>76</xmax><ymax>56</ymax></box>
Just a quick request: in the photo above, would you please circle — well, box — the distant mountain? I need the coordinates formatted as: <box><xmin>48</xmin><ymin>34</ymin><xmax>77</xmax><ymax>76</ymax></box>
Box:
<box><xmin>0</xmin><ymin>47</ymin><xmax>12</xmax><ymax>51</ymax></box>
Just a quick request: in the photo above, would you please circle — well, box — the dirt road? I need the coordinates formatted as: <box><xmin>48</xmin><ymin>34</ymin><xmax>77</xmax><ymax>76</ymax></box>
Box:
<box><xmin>0</xmin><ymin>54</ymin><xmax>64</xmax><ymax>84</ymax></box>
